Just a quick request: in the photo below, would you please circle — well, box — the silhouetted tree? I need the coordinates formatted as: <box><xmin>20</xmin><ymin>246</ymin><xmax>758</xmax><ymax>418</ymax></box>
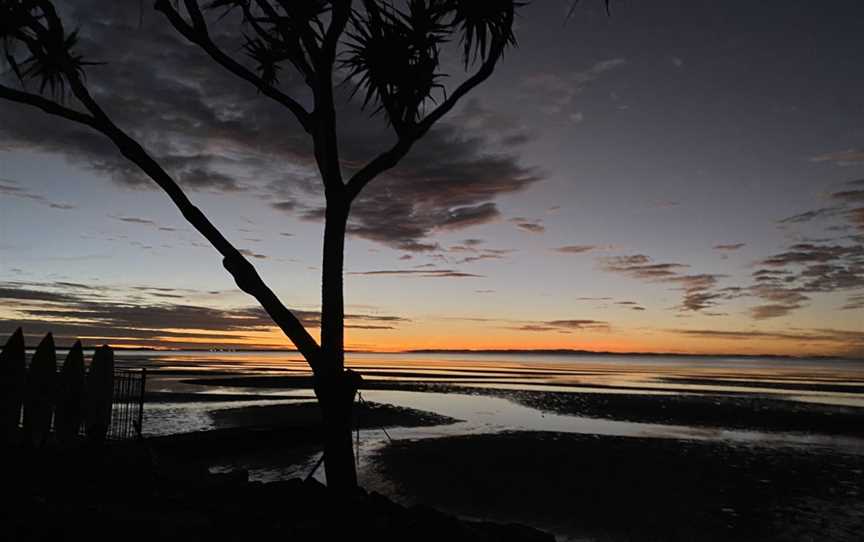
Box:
<box><xmin>0</xmin><ymin>0</ymin><xmax>522</xmax><ymax>491</ymax></box>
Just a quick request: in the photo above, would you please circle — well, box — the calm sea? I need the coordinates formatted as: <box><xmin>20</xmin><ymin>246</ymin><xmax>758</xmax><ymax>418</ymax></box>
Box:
<box><xmin>94</xmin><ymin>350</ymin><xmax>862</xmax><ymax>434</ymax></box>
<box><xmin>62</xmin><ymin>349</ymin><xmax>858</xmax><ymax>483</ymax></box>
<box><xmin>108</xmin><ymin>350</ymin><xmax>863</xmax><ymax>398</ymax></box>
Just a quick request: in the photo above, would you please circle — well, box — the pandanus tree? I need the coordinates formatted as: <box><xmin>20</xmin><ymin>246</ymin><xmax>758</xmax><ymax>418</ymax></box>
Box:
<box><xmin>0</xmin><ymin>0</ymin><xmax>521</xmax><ymax>491</ymax></box>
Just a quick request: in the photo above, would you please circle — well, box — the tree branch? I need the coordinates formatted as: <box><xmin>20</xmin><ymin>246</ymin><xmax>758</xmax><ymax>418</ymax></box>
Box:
<box><xmin>0</xmin><ymin>83</ymin><xmax>98</xmax><ymax>127</ymax></box>
<box><xmin>251</xmin><ymin>0</ymin><xmax>317</xmax><ymax>81</ymax></box>
<box><xmin>416</xmin><ymin>41</ymin><xmax>507</xmax><ymax>136</ymax></box>
<box><xmin>3</xmin><ymin>52</ymin><xmax>323</xmax><ymax>365</ymax></box>
<box><xmin>321</xmin><ymin>0</ymin><xmax>351</xmax><ymax>67</ymax></box>
<box><xmin>154</xmin><ymin>0</ymin><xmax>313</xmax><ymax>132</ymax></box>
<box><xmin>344</xmin><ymin>137</ymin><xmax>413</xmax><ymax>202</ymax></box>
<box><xmin>93</xmin><ymin>109</ymin><xmax>319</xmax><ymax>364</ymax></box>
<box><xmin>258</xmin><ymin>0</ymin><xmax>319</xmax><ymax>60</ymax></box>
<box><xmin>308</xmin><ymin>1</ymin><xmax>352</xmax><ymax>196</ymax></box>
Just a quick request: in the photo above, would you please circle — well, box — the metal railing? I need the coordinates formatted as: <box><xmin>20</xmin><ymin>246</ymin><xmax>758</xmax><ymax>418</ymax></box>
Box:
<box><xmin>106</xmin><ymin>369</ymin><xmax>147</xmax><ymax>441</ymax></box>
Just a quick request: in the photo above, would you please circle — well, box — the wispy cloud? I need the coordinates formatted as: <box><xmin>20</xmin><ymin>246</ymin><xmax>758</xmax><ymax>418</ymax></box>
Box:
<box><xmin>509</xmin><ymin>319</ymin><xmax>610</xmax><ymax>333</ymax></box>
<box><xmin>0</xmin><ymin>281</ymin><xmax>407</xmax><ymax>348</ymax></box>
<box><xmin>672</xmin><ymin>328</ymin><xmax>864</xmax><ymax>356</ymax></box>
<box><xmin>110</xmin><ymin>215</ymin><xmax>179</xmax><ymax>232</ymax></box>
<box><xmin>842</xmin><ymin>293</ymin><xmax>864</xmax><ymax>311</ymax></box>
<box><xmin>0</xmin><ymin>2</ymin><xmax>541</xmax><ymax>256</ymax></box>
<box><xmin>599</xmin><ymin>254</ymin><xmax>728</xmax><ymax>312</ymax></box>
<box><xmin>615</xmin><ymin>301</ymin><xmax>646</xmax><ymax>311</ymax></box>
<box><xmin>238</xmin><ymin>248</ymin><xmax>268</xmax><ymax>260</ymax></box>
<box><xmin>776</xmin><ymin>180</ymin><xmax>864</xmax><ymax>234</ymax></box>
<box><xmin>747</xmin><ymin>237</ymin><xmax>864</xmax><ymax>318</ymax></box>
<box><xmin>348</xmin><ymin>269</ymin><xmax>484</xmax><ymax>278</ymax></box>
<box><xmin>442</xmin><ymin>242</ymin><xmax>516</xmax><ymax>265</ymax></box>
<box><xmin>713</xmin><ymin>243</ymin><xmax>746</xmax><ymax>251</ymax></box>
<box><xmin>509</xmin><ymin>217</ymin><xmax>545</xmax><ymax>234</ymax></box>
<box><xmin>523</xmin><ymin>58</ymin><xmax>627</xmax><ymax>115</ymax></box>
<box><xmin>0</xmin><ymin>178</ymin><xmax>76</xmax><ymax>210</ymax></box>
<box><xmin>553</xmin><ymin>245</ymin><xmax>604</xmax><ymax>254</ymax></box>
<box><xmin>778</xmin><ymin>207</ymin><xmax>845</xmax><ymax>224</ymax></box>
<box><xmin>600</xmin><ymin>254</ymin><xmax>687</xmax><ymax>279</ymax></box>
<box><xmin>811</xmin><ymin>149</ymin><xmax>864</xmax><ymax>166</ymax></box>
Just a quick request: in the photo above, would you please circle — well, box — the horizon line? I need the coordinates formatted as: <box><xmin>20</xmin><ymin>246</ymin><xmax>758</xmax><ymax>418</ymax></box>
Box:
<box><xmin>17</xmin><ymin>344</ymin><xmax>861</xmax><ymax>361</ymax></box>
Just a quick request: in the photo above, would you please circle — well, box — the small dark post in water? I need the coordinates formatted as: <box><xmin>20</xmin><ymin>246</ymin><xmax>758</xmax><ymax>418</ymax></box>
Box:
<box><xmin>86</xmin><ymin>345</ymin><xmax>114</xmax><ymax>442</ymax></box>
<box><xmin>0</xmin><ymin>328</ymin><xmax>26</xmax><ymax>444</ymax></box>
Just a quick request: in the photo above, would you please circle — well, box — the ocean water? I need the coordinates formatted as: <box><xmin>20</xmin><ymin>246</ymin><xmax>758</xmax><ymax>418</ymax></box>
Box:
<box><xmin>102</xmin><ymin>350</ymin><xmax>863</xmax><ymax>436</ymax></box>
<box><xmin>83</xmin><ymin>349</ymin><xmax>861</xmax><ymax>486</ymax></box>
<box><xmin>110</xmin><ymin>350</ymin><xmax>864</xmax><ymax>392</ymax></box>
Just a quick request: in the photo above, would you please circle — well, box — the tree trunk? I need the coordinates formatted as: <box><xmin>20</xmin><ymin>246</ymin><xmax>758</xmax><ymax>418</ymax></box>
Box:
<box><xmin>317</xmin><ymin>199</ymin><xmax>359</xmax><ymax>492</ymax></box>
<box><xmin>317</xmin><ymin>370</ymin><xmax>361</xmax><ymax>492</ymax></box>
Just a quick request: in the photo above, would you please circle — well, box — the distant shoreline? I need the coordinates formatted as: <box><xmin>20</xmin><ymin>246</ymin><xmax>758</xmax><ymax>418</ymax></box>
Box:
<box><xmin>16</xmin><ymin>345</ymin><xmax>859</xmax><ymax>361</ymax></box>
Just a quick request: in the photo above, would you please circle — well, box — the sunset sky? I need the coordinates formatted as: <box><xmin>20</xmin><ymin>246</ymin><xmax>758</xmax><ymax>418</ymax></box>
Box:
<box><xmin>0</xmin><ymin>0</ymin><xmax>862</xmax><ymax>357</ymax></box>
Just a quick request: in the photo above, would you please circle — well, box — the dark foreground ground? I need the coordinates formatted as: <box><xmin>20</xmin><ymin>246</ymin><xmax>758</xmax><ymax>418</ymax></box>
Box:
<box><xmin>143</xmin><ymin>389</ymin><xmax>864</xmax><ymax>541</ymax></box>
<box><xmin>374</xmin><ymin>431</ymin><xmax>864</xmax><ymax>542</ymax></box>
<box><xmin>0</xmin><ymin>439</ymin><xmax>551</xmax><ymax>542</ymax></box>
<box><xmin>145</xmin><ymin>400</ymin><xmax>457</xmax><ymax>475</ymax></box>
<box><xmin>158</xmin><ymin>376</ymin><xmax>864</xmax><ymax>540</ymax></box>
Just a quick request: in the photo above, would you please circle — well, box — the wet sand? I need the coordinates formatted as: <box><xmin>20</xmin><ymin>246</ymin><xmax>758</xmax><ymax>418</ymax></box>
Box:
<box><xmin>177</xmin><ymin>375</ymin><xmax>864</xmax><ymax>437</ymax></box>
<box><xmin>210</xmin><ymin>400</ymin><xmax>458</xmax><ymax>429</ymax></box>
<box><xmin>479</xmin><ymin>388</ymin><xmax>864</xmax><ymax>437</ymax></box>
<box><xmin>373</xmin><ymin>431</ymin><xmax>864</xmax><ymax>541</ymax></box>
<box><xmin>146</xmin><ymin>374</ymin><xmax>864</xmax><ymax>539</ymax></box>
<box><xmin>149</xmin><ymin>400</ymin><xmax>457</xmax><ymax>461</ymax></box>
<box><xmin>182</xmin><ymin>374</ymin><xmax>864</xmax><ymax>395</ymax></box>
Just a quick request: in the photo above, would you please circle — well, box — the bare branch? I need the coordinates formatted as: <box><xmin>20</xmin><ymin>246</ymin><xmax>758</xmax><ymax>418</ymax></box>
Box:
<box><xmin>305</xmin><ymin>3</ymin><xmax>352</xmax><ymax>197</ymax></box>
<box><xmin>154</xmin><ymin>0</ymin><xmax>313</xmax><ymax>132</ymax></box>
<box><xmin>89</xmin><ymin>115</ymin><xmax>320</xmax><ymax>363</ymax></box>
<box><xmin>251</xmin><ymin>0</ymin><xmax>317</xmax><ymax>80</ymax></box>
<box><xmin>344</xmin><ymin>136</ymin><xmax>413</xmax><ymax>202</ymax></box>
<box><xmin>321</xmin><ymin>0</ymin><xmax>351</xmax><ymax>67</ymax></box>
<box><xmin>5</xmin><ymin>48</ymin><xmax>324</xmax><ymax>365</ymax></box>
<box><xmin>415</xmin><ymin>36</ymin><xmax>508</xmax><ymax>136</ymax></box>
<box><xmin>257</xmin><ymin>0</ymin><xmax>319</xmax><ymax>58</ymax></box>
<box><xmin>0</xmin><ymin>82</ymin><xmax>97</xmax><ymax>127</ymax></box>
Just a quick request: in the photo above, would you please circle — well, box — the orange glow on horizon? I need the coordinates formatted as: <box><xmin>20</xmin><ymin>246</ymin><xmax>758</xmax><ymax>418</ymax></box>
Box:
<box><xmin>121</xmin><ymin>324</ymin><xmax>862</xmax><ymax>358</ymax></box>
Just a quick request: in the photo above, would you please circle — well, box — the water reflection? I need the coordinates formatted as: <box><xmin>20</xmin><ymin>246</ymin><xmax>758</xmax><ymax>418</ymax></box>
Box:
<box><xmin>131</xmin><ymin>350</ymin><xmax>864</xmax><ymax>457</ymax></box>
<box><xmin>202</xmin><ymin>388</ymin><xmax>864</xmax><ymax>484</ymax></box>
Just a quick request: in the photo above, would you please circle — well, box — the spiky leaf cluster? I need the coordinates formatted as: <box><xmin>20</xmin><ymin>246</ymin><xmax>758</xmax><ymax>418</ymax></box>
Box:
<box><xmin>343</xmin><ymin>1</ymin><xmax>450</xmax><ymax>127</ymax></box>
<box><xmin>445</xmin><ymin>0</ymin><xmax>521</xmax><ymax>67</ymax></box>
<box><xmin>342</xmin><ymin>0</ymin><xmax>517</xmax><ymax>128</ymax></box>
<box><xmin>0</xmin><ymin>0</ymin><xmax>94</xmax><ymax>98</ymax></box>
<box><xmin>207</xmin><ymin>0</ymin><xmax>329</xmax><ymax>85</ymax></box>
<box><xmin>193</xmin><ymin>1</ymin><xmax>521</xmax><ymax>128</ymax></box>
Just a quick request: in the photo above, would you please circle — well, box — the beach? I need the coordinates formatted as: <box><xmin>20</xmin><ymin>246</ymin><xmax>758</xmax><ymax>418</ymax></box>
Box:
<box><xmin>4</xmin><ymin>2</ymin><xmax>862</xmax><ymax>539</ymax></box>
<box><xmin>374</xmin><ymin>432</ymin><xmax>863</xmax><ymax>541</ymax></box>
<box><xmin>99</xmin><ymin>350</ymin><xmax>863</xmax><ymax>540</ymax></box>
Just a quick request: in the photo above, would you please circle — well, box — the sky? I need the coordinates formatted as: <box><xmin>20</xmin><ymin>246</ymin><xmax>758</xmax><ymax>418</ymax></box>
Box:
<box><xmin>0</xmin><ymin>0</ymin><xmax>862</xmax><ymax>357</ymax></box>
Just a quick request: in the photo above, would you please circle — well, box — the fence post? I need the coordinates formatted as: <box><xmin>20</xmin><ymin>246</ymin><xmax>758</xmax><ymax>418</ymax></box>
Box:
<box><xmin>3</xmin><ymin>332</ymin><xmax>145</xmax><ymax>444</ymax></box>
<box><xmin>23</xmin><ymin>333</ymin><xmax>56</xmax><ymax>448</ymax></box>
<box><xmin>56</xmin><ymin>341</ymin><xmax>86</xmax><ymax>445</ymax></box>
<box><xmin>136</xmin><ymin>368</ymin><xmax>147</xmax><ymax>438</ymax></box>
<box><xmin>0</xmin><ymin>328</ymin><xmax>26</xmax><ymax>444</ymax></box>
<box><xmin>86</xmin><ymin>345</ymin><xmax>114</xmax><ymax>443</ymax></box>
